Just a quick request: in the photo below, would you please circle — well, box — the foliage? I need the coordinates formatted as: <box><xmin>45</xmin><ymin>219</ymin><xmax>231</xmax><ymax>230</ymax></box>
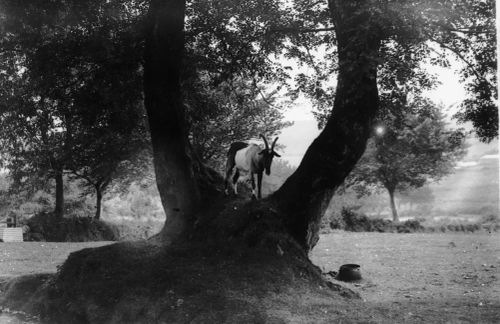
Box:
<box><xmin>104</xmin><ymin>181</ymin><xmax>165</xmax><ymax>221</ymax></box>
<box><xmin>25</xmin><ymin>211</ymin><xmax>118</xmax><ymax>242</ymax></box>
<box><xmin>183</xmin><ymin>0</ymin><xmax>296</xmax><ymax>170</ymax></box>
<box><xmin>0</xmin><ymin>0</ymin><xmax>150</xmax><ymax>217</ymax></box>
<box><xmin>0</xmin><ymin>0</ymin><xmax>294</xmax><ymax>204</ymax></box>
<box><xmin>290</xmin><ymin>0</ymin><xmax>497</xmax><ymax>141</ymax></box>
<box><xmin>186</xmin><ymin>76</ymin><xmax>292</xmax><ymax>171</ymax></box>
<box><xmin>338</xmin><ymin>207</ymin><xmax>425</xmax><ymax>233</ymax></box>
<box><xmin>1</xmin><ymin>178</ymin><xmax>96</xmax><ymax>219</ymax></box>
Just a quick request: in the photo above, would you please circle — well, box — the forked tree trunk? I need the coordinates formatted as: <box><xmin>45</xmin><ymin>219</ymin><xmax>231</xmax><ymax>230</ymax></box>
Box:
<box><xmin>388</xmin><ymin>188</ymin><xmax>400</xmax><ymax>222</ymax></box>
<box><xmin>54</xmin><ymin>168</ymin><xmax>64</xmax><ymax>219</ymax></box>
<box><xmin>143</xmin><ymin>0</ymin><xmax>201</xmax><ymax>243</ymax></box>
<box><xmin>273</xmin><ymin>0</ymin><xmax>383</xmax><ymax>251</ymax></box>
<box><xmin>143</xmin><ymin>0</ymin><xmax>384</xmax><ymax>251</ymax></box>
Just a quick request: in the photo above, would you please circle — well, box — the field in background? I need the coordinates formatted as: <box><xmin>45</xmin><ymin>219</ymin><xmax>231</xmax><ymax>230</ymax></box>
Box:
<box><xmin>328</xmin><ymin>154</ymin><xmax>499</xmax><ymax>224</ymax></box>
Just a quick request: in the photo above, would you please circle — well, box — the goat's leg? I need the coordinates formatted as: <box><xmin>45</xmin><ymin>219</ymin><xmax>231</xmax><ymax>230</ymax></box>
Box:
<box><xmin>250</xmin><ymin>172</ymin><xmax>256</xmax><ymax>200</ymax></box>
<box><xmin>257</xmin><ymin>172</ymin><xmax>263</xmax><ymax>199</ymax></box>
<box><xmin>224</xmin><ymin>160</ymin><xmax>235</xmax><ymax>195</ymax></box>
<box><xmin>232</xmin><ymin>170</ymin><xmax>240</xmax><ymax>195</ymax></box>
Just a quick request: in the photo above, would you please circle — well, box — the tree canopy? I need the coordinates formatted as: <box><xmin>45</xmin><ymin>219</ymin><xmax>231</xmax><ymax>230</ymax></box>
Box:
<box><xmin>286</xmin><ymin>0</ymin><xmax>497</xmax><ymax>142</ymax></box>
<box><xmin>0</xmin><ymin>0</ymin><xmax>148</xmax><ymax>218</ymax></box>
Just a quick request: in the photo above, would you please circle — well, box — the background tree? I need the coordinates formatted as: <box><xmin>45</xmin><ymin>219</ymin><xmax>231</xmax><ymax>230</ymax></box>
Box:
<box><xmin>0</xmin><ymin>0</ymin><xmax>147</xmax><ymax>219</ymax></box>
<box><xmin>67</xmin><ymin>125</ymin><xmax>151</xmax><ymax>220</ymax></box>
<box><xmin>348</xmin><ymin>98</ymin><xmax>466</xmax><ymax>221</ymax></box>
<box><xmin>0</xmin><ymin>83</ymin><xmax>74</xmax><ymax>219</ymax></box>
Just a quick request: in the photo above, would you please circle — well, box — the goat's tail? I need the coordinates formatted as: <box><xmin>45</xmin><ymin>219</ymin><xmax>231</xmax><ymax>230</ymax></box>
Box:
<box><xmin>227</xmin><ymin>142</ymin><xmax>249</xmax><ymax>160</ymax></box>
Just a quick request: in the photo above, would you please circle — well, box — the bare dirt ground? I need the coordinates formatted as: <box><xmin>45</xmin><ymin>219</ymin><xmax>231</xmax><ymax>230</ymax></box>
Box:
<box><xmin>311</xmin><ymin>232</ymin><xmax>500</xmax><ymax>323</ymax></box>
<box><xmin>0</xmin><ymin>232</ymin><xmax>499</xmax><ymax>323</ymax></box>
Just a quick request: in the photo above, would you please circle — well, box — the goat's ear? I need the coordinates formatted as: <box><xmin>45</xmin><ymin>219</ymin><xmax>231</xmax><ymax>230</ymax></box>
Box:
<box><xmin>273</xmin><ymin>152</ymin><xmax>281</xmax><ymax>157</ymax></box>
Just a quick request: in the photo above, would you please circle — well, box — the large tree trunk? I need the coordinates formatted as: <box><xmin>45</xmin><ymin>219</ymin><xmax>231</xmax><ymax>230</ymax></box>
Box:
<box><xmin>388</xmin><ymin>188</ymin><xmax>400</xmax><ymax>222</ymax></box>
<box><xmin>143</xmin><ymin>0</ymin><xmax>201</xmax><ymax>244</ymax></box>
<box><xmin>273</xmin><ymin>0</ymin><xmax>382</xmax><ymax>251</ymax></box>
<box><xmin>54</xmin><ymin>168</ymin><xmax>64</xmax><ymax>219</ymax></box>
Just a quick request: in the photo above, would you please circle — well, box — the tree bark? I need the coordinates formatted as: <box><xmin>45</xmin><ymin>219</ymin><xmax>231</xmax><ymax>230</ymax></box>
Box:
<box><xmin>143</xmin><ymin>0</ymin><xmax>201</xmax><ymax>243</ymax></box>
<box><xmin>54</xmin><ymin>168</ymin><xmax>64</xmax><ymax>219</ymax></box>
<box><xmin>273</xmin><ymin>0</ymin><xmax>383</xmax><ymax>251</ymax></box>
<box><xmin>95</xmin><ymin>186</ymin><xmax>102</xmax><ymax>220</ymax></box>
<box><xmin>388</xmin><ymin>188</ymin><xmax>399</xmax><ymax>222</ymax></box>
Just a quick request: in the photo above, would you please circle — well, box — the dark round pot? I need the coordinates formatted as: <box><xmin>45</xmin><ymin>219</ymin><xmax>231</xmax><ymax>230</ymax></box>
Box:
<box><xmin>336</xmin><ymin>264</ymin><xmax>362</xmax><ymax>282</ymax></box>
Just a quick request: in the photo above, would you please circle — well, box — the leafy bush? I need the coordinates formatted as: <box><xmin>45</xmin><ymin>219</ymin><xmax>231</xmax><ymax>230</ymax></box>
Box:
<box><xmin>106</xmin><ymin>218</ymin><xmax>163</xmax><ymax>241</ymax></box>
<box><xmin>396</xmin><ymin>219</ymin><xmax>424</xmax><ymax>233</ymax></box>
<box><xmin>25</xmin><ymin>212</ymin><xmax>118</xmax><ymax>242</ymax></box>
<box><xmin>335</xmin><ymin>207</ymin><xmax>425</xmax><ymax>233</ymax></box>
<box><xmin>341</xmin><ymin>208</ymin><xmax>394</xmax><ymax>232</ymax></box>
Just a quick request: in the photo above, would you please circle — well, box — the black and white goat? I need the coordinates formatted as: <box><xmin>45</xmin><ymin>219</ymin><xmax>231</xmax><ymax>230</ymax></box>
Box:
<box><xmin>224</xmin><ymin>134</ymin><xmax>281</xmax><ymax>199</ymax></box>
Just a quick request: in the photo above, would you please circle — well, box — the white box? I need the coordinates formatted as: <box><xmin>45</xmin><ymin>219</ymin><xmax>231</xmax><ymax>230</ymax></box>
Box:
<box><xmin>0</xmin><ymin>228</ymin><xmax>23</xmax><ymax>242</ymax></box>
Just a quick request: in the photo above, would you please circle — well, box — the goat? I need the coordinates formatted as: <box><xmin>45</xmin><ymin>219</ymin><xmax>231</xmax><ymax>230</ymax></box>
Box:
<box><xmin>224</xmin><ymin>134</ymin><xmax>281</xmax><ymax>199</ymax></box>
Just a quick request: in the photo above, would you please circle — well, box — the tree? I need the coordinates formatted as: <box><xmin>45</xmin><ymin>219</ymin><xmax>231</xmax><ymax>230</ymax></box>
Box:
<box><xmin>1</xmin><ymin>0</ymin><xmax>497</xmax><ymax>321</ymax></box>
<box><xmin>348</xmin><ymin>99</ymin><xmax>466</xmax><ymax>221</ymax></box>
<box><xmin>144</xmin><ymin>0</ymin><xmax>496</xmax><ymax>248</ymax></box>
<box><xmin>67</xmin><ymin>127</ymin><xmax>151</xmax><ymax>220</ymax></box>
<box><xmin>0</xmin><ymin>85</ymin><xmax>73</xmax><ymax>219</ymax></box>
<box><xmin>0</xmin><ymin>0</ymin><xmax>293</xmax><ymax>223</ymax></box>
<box><xmin>293</xmin><ymin>2</ymin><xmax>496</xmax><ymax>138</ymax></box>
<box><xmin>0</xmin><ymin>0</ymin><xmax>147</xmax><ymax>219</ymax></box>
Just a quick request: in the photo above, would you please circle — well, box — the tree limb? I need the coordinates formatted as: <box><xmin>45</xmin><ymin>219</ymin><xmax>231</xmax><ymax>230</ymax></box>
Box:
<box><xmin>428</xmin><ymin>37</ymin><xmax>492</xmax><ymax>88</ymax></box>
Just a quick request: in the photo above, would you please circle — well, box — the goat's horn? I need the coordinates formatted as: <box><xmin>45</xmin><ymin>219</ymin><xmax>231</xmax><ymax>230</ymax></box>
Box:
<box><xmin>271</xmin><ymin>137</ymin><xmax>279</xmax><ymax>150</ymax></box>
<box><xmin>259</xmin><ymin>134</ymin><xmax>269</xmax><ymax>150</ymax></box>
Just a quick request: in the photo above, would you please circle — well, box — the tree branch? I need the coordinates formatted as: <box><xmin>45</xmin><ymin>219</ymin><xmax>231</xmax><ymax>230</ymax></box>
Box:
<box><xmin>268</xmin><ymin>26</ymin><xmax>335</xmax><ymax>35</ymax></box>
<box><xmin>428</xmin><ymin>37</ymin><xmax>492</xmax><ymax>88</ymax></box>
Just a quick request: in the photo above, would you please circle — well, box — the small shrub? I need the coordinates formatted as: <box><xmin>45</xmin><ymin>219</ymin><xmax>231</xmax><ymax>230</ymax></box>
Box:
<box><xmin>465</xmin><ymin>224</ymin><xmax>480</xmax><ymax>232</ymax></box>
<box><xmin>392</xmin><ymin>220</ymin><xmax>425</xmax><ymax>233</ymax></box>
<box><xmin>25</xmin><ymin>212</ymin><xmax>118</xmax><ymax>242</ymax></box>
<box><xmin>329</xmin><ymin>213</ymin><xmax>345</xmax><ymax>230</ymax></box>
<box><xmin>340</xmin><ymin>207</ymin><xmax>424</xmax><ymax>233</ymax></box>
<box><xmin>341</xmin><ymin>208</ymin><xmax>373</xmax><ymax>232</ymax></box>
